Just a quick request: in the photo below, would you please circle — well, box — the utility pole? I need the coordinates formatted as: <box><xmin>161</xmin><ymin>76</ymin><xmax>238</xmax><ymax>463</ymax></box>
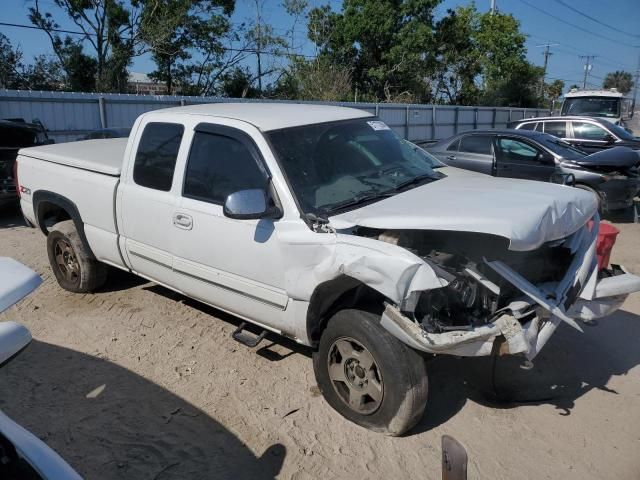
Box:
<box><xmin>580</xmin><ymin>55</ymin><xmax>596</xmax><ymax>89</ymax></box>
<box><xmin>633</xmin><ymin>48</ymin><xmax>640</xmax><ymax>111</ymax></box>
<box><xmin>490</xmin><ymin>0</ymin><xmax>496</xmax><ymax>14</ymax></box>
<box><xmin>537</xmin><ymin>43</ymin><xmax>558</xmax><ymax>100</ymax></box>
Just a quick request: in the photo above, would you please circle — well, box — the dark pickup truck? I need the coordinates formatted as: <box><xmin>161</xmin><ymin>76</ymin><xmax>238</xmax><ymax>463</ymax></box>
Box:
<box><xmin>0</xmin><ymin>120</ymin><xmax>52</xmax><ymax>207</ymax></box>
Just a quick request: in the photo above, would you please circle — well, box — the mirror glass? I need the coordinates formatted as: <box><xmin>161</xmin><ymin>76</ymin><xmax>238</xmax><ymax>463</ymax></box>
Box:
<box><xmin>224</xmin><ymin>189</ymin><xmax>268</xmax><ymax>219</ymax></box>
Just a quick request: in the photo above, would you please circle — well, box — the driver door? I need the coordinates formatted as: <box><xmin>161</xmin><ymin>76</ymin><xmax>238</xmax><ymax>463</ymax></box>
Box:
<box><xmin>494</xmin><ymin>136</ymin><xmax>557</xmax><ymax>182</ymax></box>
<box><xmin>169</xmin><ymin>123</ymin><xmax>288</xmax><ymax>328</ymax></box>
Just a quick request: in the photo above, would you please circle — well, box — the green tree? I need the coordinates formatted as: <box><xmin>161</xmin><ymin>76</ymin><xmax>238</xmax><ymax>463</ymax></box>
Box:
<box><xmin>139</xmin><ymin>0</ymin><xmax>235</xmax><ymax>95</ymax></box>
<box><xmin>22</xmin><ymin>55</ymin><xmax>65</xmax><ymax>90</ymax></box>
<box><xmin>273</xmin><ymin>56</ymin><xmax>352</xmax><ymax>101</ymax></box>
<box><xmin>603</xmin><ymin>70</ymin><xmax>634</xmax><ymax>94</ymax></box>
<box><xmin>0</xmin><ymin>33</ymin><xmax>25</xmax><ymax>89</ymax></box>
<box><xmin>433</xmin><ymin>6</ymin><xmax>481</xmax><ymax>104</ymax></box>
<box><xmin>473</xmin><ymin>10</ymin><xmax>542</xmax><ymax>107</ymax></box>
<box><xmin>29</xmin><ymin>0</ymin><xmax>139</xmax><ymax>92</ymax></box>
<box><xmin>220</xmin><ymin>66</ymin><xmax>260</xmax><ymax>98</ymax></box>
<box><xmin>308</xmin><ymin>0</ymin><xmax>439</xmax><ymax>102</ymax></box>
<box><xmin>545</xmin><ymin>79</ymin><xmax>564</xmax><ymax>101</ymax></box>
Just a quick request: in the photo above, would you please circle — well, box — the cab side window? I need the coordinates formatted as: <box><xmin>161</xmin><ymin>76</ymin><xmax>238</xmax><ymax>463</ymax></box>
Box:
<box><xmin>518</xmin><ymin>122</ymin><xmax>537</xmax><ymax>130</ymax></box>
<box><xmin>573</xmin><ymin>122</ymin><xmax>609</xmax><ymax>141</ymax></box>
<box><xmin>459</xmin><ymin>135</ymin><xmax>493</xmax><ymax>155</ymax></box>
<box><xmin>133</xmin><ymin>123</ymin><xmax>184</xmax><ymax>191</ymax></box>
<box><xmin>183</xmin><ymin>131</ymin><xmax>267</xmax><ymax>205</ymax></box>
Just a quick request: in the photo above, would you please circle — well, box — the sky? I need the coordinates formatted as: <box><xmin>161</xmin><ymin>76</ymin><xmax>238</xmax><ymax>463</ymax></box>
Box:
<box><xmin>1</xmin><ymin>0</ymin><xmax>639</xmax><ymax>95</ymax></box>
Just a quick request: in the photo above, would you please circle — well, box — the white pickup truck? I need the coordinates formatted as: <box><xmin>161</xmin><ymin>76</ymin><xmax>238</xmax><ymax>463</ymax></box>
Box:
<box><xmin>15</xmin><ymin>103</ymin><xmax>640</xmax><ymax>435</ymax></box>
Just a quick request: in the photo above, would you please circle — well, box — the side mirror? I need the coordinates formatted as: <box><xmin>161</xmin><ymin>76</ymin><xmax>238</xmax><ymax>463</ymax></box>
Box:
<box><xmin>550</xmin><ymin>171</ymin><xmax>575</xmax><ymax>186</ymax></box>
<box><xmin>0</xmin><ymin>322</ymin><xmax>32</xmax><ymax>367</ymax></box>
<box><xmin>223</xmin><ymin>189</ymin><xmax>280</xmax><ymax>220</ymax></box>
<box><xmin>536</xmin><ymin>152</ymin><xmax>555</xmax><ymax>165</ymax></box>
<box><xmin>603</xmin><ymin>133</ymin><xmax>616</xmax><ymax>144</ymax></box>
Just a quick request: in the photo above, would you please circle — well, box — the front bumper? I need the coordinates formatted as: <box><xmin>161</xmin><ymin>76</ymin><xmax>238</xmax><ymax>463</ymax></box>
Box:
<box><xmin>381</xmin><ymin>217</ymin><xmax>640</xmax><ymax>360</ymax></box>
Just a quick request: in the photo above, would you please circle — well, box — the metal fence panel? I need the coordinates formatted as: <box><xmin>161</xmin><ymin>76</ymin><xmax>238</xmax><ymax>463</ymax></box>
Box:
<box><xmin>0</xmin><ymin>89</ymin><xmax>549</xmax><ymax>143</ymax></box>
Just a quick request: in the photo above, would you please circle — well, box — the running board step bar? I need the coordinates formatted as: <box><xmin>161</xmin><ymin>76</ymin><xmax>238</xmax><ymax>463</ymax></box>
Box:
<box><xmin>232</xmin><ymin>322</ymin><xmax>267</xmax><ymax>348</ymax></box>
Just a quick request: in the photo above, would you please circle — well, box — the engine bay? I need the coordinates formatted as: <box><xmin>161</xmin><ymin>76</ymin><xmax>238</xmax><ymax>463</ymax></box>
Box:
<box><xmin>355</xmin><ymin>227</ymin><xmax>574</xmax><ymax>334</ymax></box>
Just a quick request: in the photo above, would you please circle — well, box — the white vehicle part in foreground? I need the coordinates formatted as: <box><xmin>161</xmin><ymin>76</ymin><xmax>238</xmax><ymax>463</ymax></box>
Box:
<box><xmin>0</xmin><ymin>257</ymin><xmax>82</xmax><ymax>479</ymax></box>
<box><xmin>0</xmin><ymin>410</ymin><xmax>83</xmax><ymax>480</ymax></box>
<box><xmin>0</xmin><ymin>257</ymin><xmax>42</xmax><ymax>314</ymax></box>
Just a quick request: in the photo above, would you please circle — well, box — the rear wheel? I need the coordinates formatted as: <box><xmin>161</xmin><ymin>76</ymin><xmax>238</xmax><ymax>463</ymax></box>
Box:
<box><xmin>46</xmin><ymin>220</ymin><xmax>108</xmax><ymax>292</ymax></box>
<box><xmin>313</xmin><ymin>308</ymin><xmax>429</xmax><ymax>436</ymax></box>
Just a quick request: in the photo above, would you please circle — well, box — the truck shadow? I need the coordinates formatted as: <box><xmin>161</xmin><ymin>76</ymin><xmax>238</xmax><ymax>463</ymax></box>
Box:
<box><xmin>0</xmin><ymin>340</ymin><xmax>286</xmax><ymax>479</ymax></box>
<box><xmin>414</xmin><ymin>309</ymin><xmax>640</xmax><ymax>434</ymax></box>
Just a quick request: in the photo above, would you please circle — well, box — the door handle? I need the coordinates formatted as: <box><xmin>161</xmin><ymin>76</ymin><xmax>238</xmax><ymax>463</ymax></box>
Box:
<box><xmin>446</xmin><ymin>155</ymin><xmax>456</xmax><ymax>161</ymax></box>
<box><xmin>173</xmin><ymin>213</ymin><xmax>193</xmax><ymax>230</ymax></box>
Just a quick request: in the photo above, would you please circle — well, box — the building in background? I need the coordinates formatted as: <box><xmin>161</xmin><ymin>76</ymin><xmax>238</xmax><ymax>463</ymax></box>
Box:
<box><xmin>127</xmin><ymin>72</ymin><xmax>180</xmax><ymax>95</ymax></box>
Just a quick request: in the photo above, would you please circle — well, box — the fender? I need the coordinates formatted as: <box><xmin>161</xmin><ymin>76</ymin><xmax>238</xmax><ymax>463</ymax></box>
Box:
<box><xmin>32</xmin><ymin>190</ymin><xmax>96</xmax><ymax>259</ymax></box>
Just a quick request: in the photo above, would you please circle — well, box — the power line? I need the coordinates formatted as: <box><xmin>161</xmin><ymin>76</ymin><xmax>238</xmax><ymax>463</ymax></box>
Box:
<box><xmin>516</xmin><ymin>0</ymin><xmax>635</xmax><ymax>48</ymax></box>
<box><xmin>551</xmin><ymin>0</ymin><xmax>640</xmax><ymax>39</ymax></box>
<box><xmin>0</xmin><ymin>21</ymin><xmax>318</xmax><ymax>59</ymax></box>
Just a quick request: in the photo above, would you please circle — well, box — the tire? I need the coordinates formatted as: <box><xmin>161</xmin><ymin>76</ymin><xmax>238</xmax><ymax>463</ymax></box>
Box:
<box><xmin>46</xmin><ymin>220</ymin><xmax>108</xmax><ymax>293</ymax></box>
<box><xmin>313</xmin><ymin>308</ymin><xmax>429</xmax><ymax>436</ymax></box>
<box><xmin>575</xmin><ymin>184</ymin><xmax>603</xmax><ymax>213</ymax></box>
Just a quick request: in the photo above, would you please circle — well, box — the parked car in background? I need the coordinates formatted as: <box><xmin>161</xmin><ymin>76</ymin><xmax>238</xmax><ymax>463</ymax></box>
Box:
<box><xmin>423</xmin><ymin>129</ymin><xmax>639</xmax><ymax>212</ymax></box>
<box><xmin>0</xmin><ymin>120</ymin><xmax>53</xmax><ymax>208</ymax></box>
<box><xmin>559</xmin><ymin>88</ymin><xmax>634</xmax><ymax>127</ymax></box>
<box><xmin>80</xmin><ymin>127</ymin><xmax>131</xmax><ymax>140</ymax></box>
<box><xmin>508</xmin><ymin>116</ymin><xmax>640</xmax><ymax>154</ymax></box>
<box><xmin>15</xmin><ymin>104</ymin><xmax>640</xmax><ymax>435</ymax></box>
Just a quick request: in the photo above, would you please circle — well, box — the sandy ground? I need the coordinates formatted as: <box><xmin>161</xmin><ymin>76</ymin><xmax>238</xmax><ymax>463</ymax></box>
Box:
<box><xmin>1</xmin><ymin>205</ymin><xmax>639</xmax><ymax>480</ymax></box>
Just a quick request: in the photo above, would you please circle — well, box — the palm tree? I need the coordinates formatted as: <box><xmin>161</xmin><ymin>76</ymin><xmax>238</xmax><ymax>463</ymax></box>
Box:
<box><xmin>602</xmin><ymin>71</ymin><xmax>634</xmax><ymax>94</ymax></box>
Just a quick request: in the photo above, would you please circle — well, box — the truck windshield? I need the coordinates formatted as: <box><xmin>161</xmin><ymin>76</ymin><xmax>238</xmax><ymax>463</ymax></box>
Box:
<box><xmin>267</xmin><ymin>118</ymin><xmax>444</xmax><ymax>215</ymax></box>
<box><xmin>561</xmin><ymin>97</ymin><xmax>620</xmax><ymax>118</ymax></box>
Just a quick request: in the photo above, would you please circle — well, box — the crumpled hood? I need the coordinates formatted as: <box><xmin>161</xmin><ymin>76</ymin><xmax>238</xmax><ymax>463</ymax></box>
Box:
<box><xmin>572</xmin><ymin>146</ymin><xmax>640</xmax><ymax>168</ymax></box>
<box><xmin>329</xmin><ymin>167</ymin><xmax>598</xmax><ymax>251</ymax></box>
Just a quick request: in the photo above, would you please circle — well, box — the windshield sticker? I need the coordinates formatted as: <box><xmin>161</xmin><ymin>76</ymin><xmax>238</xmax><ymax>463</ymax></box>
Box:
<box><xmin>367</xmin><ymin>120</ymin><xmax>391</xmax><ymax>131</ymax></box>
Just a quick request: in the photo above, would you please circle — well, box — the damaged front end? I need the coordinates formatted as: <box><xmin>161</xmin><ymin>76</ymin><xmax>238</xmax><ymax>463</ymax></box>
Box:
<box><xmin>355</xmin><ymin>217</ymin><xmax>640</xmax><ymax>360</ymax></box>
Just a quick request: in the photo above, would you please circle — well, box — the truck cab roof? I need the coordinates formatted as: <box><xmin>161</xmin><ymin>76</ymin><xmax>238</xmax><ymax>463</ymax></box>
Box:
<box><xmin>151</xmin><ymin>103</ymin><xmax>373</xmax><ymax>132</ymax></box>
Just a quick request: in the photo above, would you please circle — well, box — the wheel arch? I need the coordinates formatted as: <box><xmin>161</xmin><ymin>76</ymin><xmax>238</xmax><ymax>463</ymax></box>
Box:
<box><xmin>306</xmin><ymin>275</ymin><xmax>386</xmax><ymax>347</ymax></box>
<box><xmin>32</xmin><ymin>190</ymin><xmax>96</xmax><ymax>259</ymax></box>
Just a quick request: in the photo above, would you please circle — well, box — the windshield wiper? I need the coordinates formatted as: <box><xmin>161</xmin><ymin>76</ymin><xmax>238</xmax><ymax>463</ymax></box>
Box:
<box><xmin>392</xmin><ymin>172</ymin><xmax>440</xmax><ymax>191</ymax></box>
<box><xmin>325</xmin><ymin>191</ymin><xmax>396</xmax><ymax>213</ymax></box>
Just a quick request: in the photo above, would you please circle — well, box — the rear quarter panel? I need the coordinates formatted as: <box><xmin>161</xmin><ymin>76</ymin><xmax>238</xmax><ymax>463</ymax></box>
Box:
<box><xmin>17</xmin><ymin>154</ymin><xmax>123</xmax><ymax>267</ymax></box>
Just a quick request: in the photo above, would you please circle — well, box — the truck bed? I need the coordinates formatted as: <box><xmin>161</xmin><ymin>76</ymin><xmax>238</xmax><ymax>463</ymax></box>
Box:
<box><xmin>18</xmin><ymin>138</ymin><xmax>127</xmax><ymax>176</ymax></box>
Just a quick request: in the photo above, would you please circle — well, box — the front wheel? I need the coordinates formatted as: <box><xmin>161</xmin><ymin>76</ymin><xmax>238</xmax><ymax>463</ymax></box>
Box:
<box><xmin>312</xmin><ymin>309</ymin><xmax>429</xmax><ymax>436</ymax></box>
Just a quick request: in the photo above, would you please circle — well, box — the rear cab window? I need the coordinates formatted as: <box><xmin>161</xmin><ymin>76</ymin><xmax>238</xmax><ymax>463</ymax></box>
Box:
<box><xmin>133</xmin><ymin>123</ymin><xmax>184</xmax><ymax>191</ymax></box>
<box><xmin>459</xmin><ymin>135</ymin><xmax>493</xmax><ymax>155</ymax></box>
